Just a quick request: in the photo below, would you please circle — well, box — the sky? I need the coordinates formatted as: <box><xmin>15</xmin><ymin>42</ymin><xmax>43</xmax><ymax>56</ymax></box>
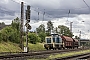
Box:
<box><xmin>0</xmin><ymin>0</ymin><xmax>90</xmax><ymax>39</ymax></box>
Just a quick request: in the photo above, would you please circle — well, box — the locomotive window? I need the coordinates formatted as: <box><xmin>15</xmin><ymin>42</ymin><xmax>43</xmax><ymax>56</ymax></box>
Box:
<box><xmin>56</xmin><ymin>37</ymin><xmax>60</xmax><ymax>43</ymax></box>
<box><xmin>53</xmin><ymin>37</ymin><xmax>55</xmax><ymax>42</ymax></box>
<box><xmin>46</xmin><ymin>38</ymin><xmax>51</xmax><ymax>43</ymax></box>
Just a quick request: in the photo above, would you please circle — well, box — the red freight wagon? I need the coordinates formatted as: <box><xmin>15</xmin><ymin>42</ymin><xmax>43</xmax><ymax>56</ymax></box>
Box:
<box><xmin>73</xmin><ymin>39</ymin><xmax>79</xmax><ymax>48</ymax></box>
<box><xmin>61</xmin><ymin>36</ymin><xmax>74</xmax><ymax>49</ymax></box>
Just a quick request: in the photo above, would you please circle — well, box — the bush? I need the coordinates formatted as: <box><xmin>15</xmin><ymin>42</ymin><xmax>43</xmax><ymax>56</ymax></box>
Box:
<box><xmin>38</xmin><ymin>32</ymin><xmax>46</xmax><ymax>42</ymax></box>
<box><xmin>0</xmin><ymin>26</ymin><xmax>20</xmax><ymax>43</ymax></box>
<box><xmin>28</xmin><ymin>32</ymin><xmax>41</xmax><ymax>44</ymax></box>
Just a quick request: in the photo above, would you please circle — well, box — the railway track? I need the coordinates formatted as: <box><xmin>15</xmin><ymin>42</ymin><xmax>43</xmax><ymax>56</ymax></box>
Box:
<box><xmin>54</xmin><ymin>53</ymin><xmax>90</xmax><ymax>60</ymax></box>
<box><xmin>0</xmin><ymin>48</ymin><xmax>89</xmax><ymax>59</ymax></box>
<box><xmin>0</xmin><ymin>48</ymin><xmax>86</xmax><ymax>55</ymax></box>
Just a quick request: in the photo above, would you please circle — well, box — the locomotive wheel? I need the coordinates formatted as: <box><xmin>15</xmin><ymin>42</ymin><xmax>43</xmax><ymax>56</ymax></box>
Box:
<box><xmin>53</xmin><ymin>48</ymin><xmax>56</xmax><ymax>50</ymax></box>
<box><xmin>49</xmin><ymin>48</ymin><xmax>51</xmax><ymax>50</ymax></box>
<box><xmin>58</xmin><ymin>48</ymin><xmax>61</xmax><ymax>50</ymax></box>
<box><xmin>63</xmin><ymin>47</ymin><xmax>65</xmax><ymax>49</ymax></box>
<box><xmin>45</xmin><ymin>45</ymin><xmax>49</xmax><ymax>50</ymax></box>
<box><xmin>46</xmin><ymin>48</ymin><xmax>48</xmax><ymax>50</ymax></box>
<box><xmin>53</xmin><ymin>47</ymin><xmax>54</xmax><ymax>50</ymax></box>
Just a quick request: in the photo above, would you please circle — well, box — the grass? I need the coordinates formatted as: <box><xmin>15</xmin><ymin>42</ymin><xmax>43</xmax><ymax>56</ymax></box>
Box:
<box><xmin>0</xmin><ymin>42</ymin><xmax>90</xmax><ymax>60</ymax></box>
<box><xmin>27</xmin><ymin>43</ymin><xmax>45</xmax><ymax>51</ymax></box>
<box><xmin>47</xmin><ymin>49</ymin><xmax>90</xmax><ymax>60</ymax></box>
<box><xmin>27</xmin><ymin>59</ymin><xmax>46</xmax><ymax>60</ymax></box>
<box><xmin>27</xmin><ymin>49</ymin><xmax>90</xmax><ymax>60</ymax></box>
<box><xmin>0</xmin><ymin>41</ymin><xmax>22</xmax><ymax>52</ymax></box>
<box><xmin>0</xmin><ymin>42</ymin><xmax>45</xmax><ymax>53</ymax></box>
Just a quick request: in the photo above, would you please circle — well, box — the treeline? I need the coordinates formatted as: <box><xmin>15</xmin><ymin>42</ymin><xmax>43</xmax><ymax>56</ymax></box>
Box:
<box><xmin>0</xmin><ymin>17</ymin><xmax>20</xmax><ymax>43</ymax></box>
<box><xmin>0</xmin><ymin>17</ymin><xmax>74</xmax><ymax>44</ymax></box>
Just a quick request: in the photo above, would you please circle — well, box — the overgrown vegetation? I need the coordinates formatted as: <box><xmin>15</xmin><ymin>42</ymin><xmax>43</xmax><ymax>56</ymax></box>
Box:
<box><xmin>0</xmin><ymin>17</ymin><xmax>20</xmax><ymax>43</ymax></box>
<box><xmin>0</xmin><ymin>26</ymin><xmax>20</xmax><ymax>43</ymax></box>
<box><xmin>27</xmin><ymin>43</ymin><xmax>45</xmax><ymax>51</ymax></box>
<box><xmin>0</xmin><ymin>41</ymin><xmax>22</xmax><ymax>52</ymax></box>
<box><xmin>26</xmin><ymin>49</ymin><xmax>90</xmax><ymax>60</ymax></box>
<box><xmin>47</xmin><ymin>50</ymin><xmax>90</xmax><ymax>60</ymax></box>
<box><xmin>28</xmin><ymin>32</ymin><xmax>41</xmax><ymax>44</ymax></box>
<box><xmin>36</xmin><ymin>24</ymin><xmax>46</xmax><ymax>42</ymax></box>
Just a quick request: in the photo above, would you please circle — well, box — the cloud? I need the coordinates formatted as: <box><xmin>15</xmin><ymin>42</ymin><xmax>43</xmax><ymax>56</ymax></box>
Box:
<box><xmin>0</xmin><ymin>0</ymin><xmax>90</xmax><ymax>20</ymax></box>
<box><xmin>0</xmin><ymin>0</ymin><xmax>20</xmax><ymax>19</ymax></box>
<box><xmin>0</xmin><ymin>20</ymin><xmax>12</xmax><ymax>25</ymax></box>
<box><xmin>24</xmin><ymin>0</ymin><xmax>90</xmax><ymax>19</ymax></box>
<box><xmin>0</xmin><ymin>0</ymin><xmax>90</xmax><ymax>39</ymax></box>
<box><xmin>0</xmin><ymin>8</ymin><xmax>15</xmax><ymax>16</ymax></box>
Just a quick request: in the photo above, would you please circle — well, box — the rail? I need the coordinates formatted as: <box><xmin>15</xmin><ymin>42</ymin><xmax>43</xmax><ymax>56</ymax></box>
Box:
<box><xmin>53</xmin><ymin>53</ymin><xmax>90</xmax><ymax>60</ymax></box>
<box><xmin>0</xmin><ymin>48</ymin><xmax>89</xmax><ymax>59</ymax></box>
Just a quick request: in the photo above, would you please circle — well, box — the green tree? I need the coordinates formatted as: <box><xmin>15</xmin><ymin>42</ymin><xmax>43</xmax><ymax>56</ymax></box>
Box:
<box><xmin>36</xmin><ymin>24</ymin><xmax>46</xmax><ymax>42</ymax></box>
<box><xmin>0</xmin><ymin>26</ymin><xmax>20</xmax><ymax>43</ymax></box>
<box><xmin>36</xmin><ymin>24</ymin><xmax>45</xmax><ymax>33</ymax></box>
<box><xmin>38</xmin><ymin>32</ymin><xmax>46</xmax><ymax>42</ymax></box>
<box><xmin>58</xmin><ymin>25</ymin><xmax>73</xmax><ymax>37</ymax></box>
<box><xmin>0</xmin><ymin>17</ymin><xmax>21</xmax><ymax>43</ymax></box>
<box><xmin>75</xmin><ymin>36</ymin><xmax>80</xmax><ymax>39</ymax></box>
<box><xmin>28</xmin><ymin>32</ymin><xmax>41</xmax><ymax>44</ymax></box>
<box><xmin>0</xmin><ymin>22</ymin><xmax>5</xmax><ymax>25</ymax></box>
<box><xmin>47</xmin><ymin>21</ymin><xmax>54</xmax><ymax>35</ymax></box>
<box><xmin>11</xmin><ymin>17</ymin><xmax>20</xmax><ymax>31</ymax></box>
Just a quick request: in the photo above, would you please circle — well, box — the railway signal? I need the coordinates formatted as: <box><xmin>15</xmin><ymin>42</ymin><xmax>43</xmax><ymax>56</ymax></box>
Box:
<box><xmin>26</xmin><ymin>6</ymin><xmax>30</xmax><ymax>20</ymax></box>
<box><xmin>24</xmin><ymin>5</ymin><xmax>31</xmax><ymax>52</ymax></box>
<box><xmin>25</xmin><ymin>23</ymin><xmax>31</xmax><ymax>30</ymax></box>
<box><xmin>25</xmin><ymin>5</ymin><xmax>31</xmax><ymax>30</ymax></box>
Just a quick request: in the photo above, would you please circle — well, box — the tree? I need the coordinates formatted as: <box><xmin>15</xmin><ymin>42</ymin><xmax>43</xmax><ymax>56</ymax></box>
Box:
<box><xmin>38</xmin><ymin>32</ymin><xmax>46</xmax><ymax>42</ymax></box>
<box><xmin>75</xmin><ymin>36</ymin><xmax>80</xmax><ymax>39</ymax></box>
<box><xmin>47</xmin><ymin>21</ymin><xmax>54</xmax><ymax>35</ymax></box>
<box><xmin>0</xmin><ymin>17</ymin><xmax>21</xmax><ymax>43</ymax></box>
<box><xmin>0</xmin><ymin>26</ymin><xmax>20</xmax><ymax>43</ymax></box>
<box><xmin>28</xmin><ymin>32</ymin><xmax>41</xmax><ymax>44</ymax></box>
<box><xmin>36</xmin><ymin>24</ymin><xmax>45</xmax><ymax>33</ymax></box>
<box><xmin>0</xmin><ymin>22</ymin><xmax>5</xmax><ymax>25</ymax></box>
<box><xmin>58</xmin><ymin>25</ymin><xmax>73</xmax><ymax>37</ymax></box>
<box><xmin>0</xmin><ymin>31</ymin><xmax>2</xmax><ymax>42</ymax></box>
<box><xmin>36</xmin><ymin>24</ymin><xmax>46</xmax><ymax>42</ymax></box>
<box><xmin>11</xmin><ymin>17</ymin><xmax>20</xmax><ymax>31</ymax></box>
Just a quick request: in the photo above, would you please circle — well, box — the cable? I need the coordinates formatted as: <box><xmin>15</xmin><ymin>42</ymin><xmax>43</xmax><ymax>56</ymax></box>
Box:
<box><xmin>2</xmin><ymin>0</ymin><xmax>90</xmax><ymax>20</ymax></box>
<box><xmin>10</xmin><ymin>0</ymin><xmax>20</xmax><ymax>4</ymax></box>
<box><xmin>7</xmin><ymin>0</ymin><xmax>90</xmax><ymax>12</ymax></box>
<box><xmin>31</xmin><ymin>8</ymin><xmax>54</xmax><ymax>20</ymax></box>
<box><xmin>10</xmin><ymin>0</ymin><xmax>88</xmax><ymax>18</ymax></box>
<box><xmin>83</xmin><ymin>0</ymin><xmax>90</xmax><ymax>10</ymax></box>
<box><xmin>0</xmin><ymin>5</ymin><xmax>15</xmax><ymax>13</ymax></box>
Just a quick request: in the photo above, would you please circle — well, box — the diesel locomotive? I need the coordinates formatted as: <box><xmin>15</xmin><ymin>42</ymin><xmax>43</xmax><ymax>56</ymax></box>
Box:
<box><xmin>44</xmin><ymin>34</ymin><xmax>79</xmax><ymax>50</ymax></box>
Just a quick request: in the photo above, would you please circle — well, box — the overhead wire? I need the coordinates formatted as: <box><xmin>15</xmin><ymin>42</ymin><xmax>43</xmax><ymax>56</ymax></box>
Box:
<box><xmin>82</xmin><ymin>0</ymin><xmax>90</xmax><ymax>11</ymax></box>
<box><xmin>9</xmin><ymin>0</ymin><xmax>90</xmax><ymax>12</ymax></box>
<box><xmin>10</xmin><ymin>0</ymin><xmax>21</xmax><ymax>4</ymax></box>
<box><xmin>0</xmin><ymin>0</ymin><xmax>20</xmax><ymax>19</ymax></box>
<box><xmin>31</xmin><ymin>8</ymin><xmax>54</xmax><ymax>19</ymax></box>
<box><xmin>10</xmin><ymin>0</ymin><xmax>54</xmax><ymax>21</ymax></box>
<box><xmin>10</xmin><ymin>0</ymin><xmax>88</xmax><ymax>20</ymax></box>
<box><xmin>1</xmin><ymin>0</ymin><xmax>90</xmax><ymax>20</ymax></box>
<box><xmin>0</xmin><ymin>6</ymin><xmax>15</xmax><ymax>15</ymax></box>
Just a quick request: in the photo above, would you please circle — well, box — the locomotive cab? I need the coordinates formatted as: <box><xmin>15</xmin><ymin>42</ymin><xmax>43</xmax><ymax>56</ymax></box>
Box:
<box><xmin>44</xmin><ymin>34</ymin><xmax>63</xmax><ymax>50</ymax></box>
<box><xmin>44</xmin><ymin>36</ymin><xmax>53</xmax><ymax>50</ymax></box>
